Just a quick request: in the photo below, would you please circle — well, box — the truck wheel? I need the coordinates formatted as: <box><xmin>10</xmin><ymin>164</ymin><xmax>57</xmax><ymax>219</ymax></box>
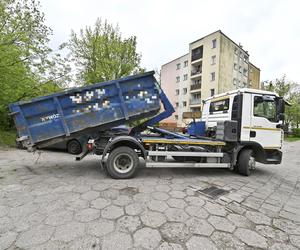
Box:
<box><xmin>237</xmin><ymin>149</ymin><xmax>255</xmax><ymax>176</ymax></box>
<box><xmin>67</xmin><ymin>139</ymin><xmax>82</xmax><ymax>155</ymax></box>
<box><xmin>106</xmin><ymin>146</ymin><xmax>139</xmax><ymax>179</ymax></box>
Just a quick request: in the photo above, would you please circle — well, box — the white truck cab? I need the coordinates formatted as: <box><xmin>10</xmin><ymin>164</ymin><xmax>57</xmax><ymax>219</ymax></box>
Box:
<box><xmin>201</xmin><ymin>88</ymin><xmax>285</xmax><ymax>170</ymax></box>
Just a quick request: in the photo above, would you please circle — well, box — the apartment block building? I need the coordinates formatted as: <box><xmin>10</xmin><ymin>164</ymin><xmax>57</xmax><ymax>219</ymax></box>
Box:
<box><xmin>161</xmin><ymin>30</ymin><xmax>260</xmax><ymax>127</ymax></box>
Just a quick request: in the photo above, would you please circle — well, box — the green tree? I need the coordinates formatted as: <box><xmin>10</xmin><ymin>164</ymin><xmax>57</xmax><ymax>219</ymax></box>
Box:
<box><xmin>67</xmin><ymin>18</ymin><xmax>144</xmax><ymax>85</ymax></box>
<box><xmin>0</xmin><ymin>0</ymin><xmax>70</xmax><ymax>129</ymax></box>
<box><xmin>262</xmin><ymin>76</ymin><xmax>300</xmax><ymax>129</ymax></box>
<box><xmin>286</xmin><ymin>93</ymin><xmax>300</xmax><ymax>129</ymax></box>
<box><xmin>261</xmin><ymin>75</ymin><xmax>295</xmax><ymax>99</ymax></box>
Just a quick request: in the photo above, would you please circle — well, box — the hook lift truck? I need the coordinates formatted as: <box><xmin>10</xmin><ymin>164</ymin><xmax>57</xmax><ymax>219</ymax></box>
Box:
<box><xmin>9</xmin><ymin>71</ymin><xmax>286</xmax><ymax>179</ymax></box>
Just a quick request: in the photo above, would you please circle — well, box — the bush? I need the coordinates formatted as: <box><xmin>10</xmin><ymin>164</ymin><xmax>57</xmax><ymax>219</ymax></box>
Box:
<box><xmin>0</xmin><ymin>130</ymin><xmax>17</xmax><ymax>147</ymax></box>
<box><xmin>292</xmin><ymin>128</ymin><xmax>300</xmax><ymax>137</ymax></box>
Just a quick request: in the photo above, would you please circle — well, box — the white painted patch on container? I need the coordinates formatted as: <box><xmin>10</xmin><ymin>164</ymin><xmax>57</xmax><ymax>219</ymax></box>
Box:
<box><xmin>41</xmin><ymin>113</ymin><xmax>60</xmax><ymax>122</ymax></box>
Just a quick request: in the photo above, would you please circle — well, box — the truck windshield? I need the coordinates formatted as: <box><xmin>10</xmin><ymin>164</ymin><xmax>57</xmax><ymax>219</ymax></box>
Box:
<box><xmin>254</xmin><ymin>96</ymin><xmax>277</xmax><ymax>122</ymax></box>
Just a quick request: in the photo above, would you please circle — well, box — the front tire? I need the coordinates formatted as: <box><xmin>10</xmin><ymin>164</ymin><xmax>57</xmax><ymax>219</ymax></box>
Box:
<box><xmin>106</xmin><ymin>146</ymin><xmax>139</xmax><ymax>179</ymax></box>
<box><xmin>237</xmin><ymin>149</ymin><xmax>255</xmax><ymax>176</ymax></box>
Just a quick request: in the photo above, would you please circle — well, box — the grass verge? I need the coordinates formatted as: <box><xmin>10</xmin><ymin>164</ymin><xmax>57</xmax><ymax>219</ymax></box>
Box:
<box><xmin>0</xmin><ymin>130</ymin><xmax>16</xmax><ymax>147</ymax></box>
<box><xmin>285</xmin><ymin>136</ymin><xmax>300</xmax><ymax>142</ymax></box>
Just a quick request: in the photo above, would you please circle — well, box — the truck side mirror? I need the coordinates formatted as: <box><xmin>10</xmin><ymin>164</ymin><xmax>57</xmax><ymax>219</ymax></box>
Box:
<box><xmin>277</xmin><ymin>113</ymin><xmax>285</xmax><ymax>121</ymax></box>
<box><xmin>277</xmin><ymin>98</ymin><xmax>285</xmax><ymax>114</ymax></box>
<box><xmin>276</xmin><ymin>98</ymin><xmax>285</xmax><ymax>121</ymax></box>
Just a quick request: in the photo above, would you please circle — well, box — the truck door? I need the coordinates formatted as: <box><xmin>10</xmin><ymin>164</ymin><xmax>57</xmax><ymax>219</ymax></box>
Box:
<box><xmin>249</xmin><ymin>94</ymin><xmax>282</xmax><ymax>149</ymax></box>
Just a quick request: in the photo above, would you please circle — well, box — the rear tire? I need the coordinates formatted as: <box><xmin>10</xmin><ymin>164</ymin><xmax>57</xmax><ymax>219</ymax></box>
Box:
<box><xmin>106</xmin><ymin>146</ymin><xmax>139</xmax><ymax>179</ymax></box>
<box><xmin>67</xmin><ymin>139</ymin><xmax>82</xmax><ymax>155</ymax></box>
<box><xmin>237</xmin><ymin>149</ymin><xmax>255</xmax><ymax>176</ymax></box>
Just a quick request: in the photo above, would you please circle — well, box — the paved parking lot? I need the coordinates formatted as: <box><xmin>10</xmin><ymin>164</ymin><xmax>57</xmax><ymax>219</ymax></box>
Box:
<box><xmin>0</xmin><ymin>141</ymin><xmax>300</xmax><ymax>249</ymax></box>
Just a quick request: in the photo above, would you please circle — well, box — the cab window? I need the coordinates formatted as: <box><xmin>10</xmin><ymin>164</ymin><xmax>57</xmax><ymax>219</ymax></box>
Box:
<box><xmin>209</xmin><ymin>98</ymin><xmax>230</xmax><ymax>113</ymax></box>
<box><xmin>253</xmin><ymin>96</ymin><xmax>276</xmax><ymax>122</ymax></box>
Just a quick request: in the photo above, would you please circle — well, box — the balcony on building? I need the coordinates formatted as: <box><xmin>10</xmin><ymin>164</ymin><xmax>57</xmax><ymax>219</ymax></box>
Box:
<box><xmin>190</xmin><ymin>92</ymin><xmax>201</xmax><ymax>106</ymax></box>
<box><xmin>191</xmin><ymin>46</ymin><xmax>203</xmax><ymax>64</ymax></box>
<box><xmin>190</xmin><ymin>98</ymin><xmax>201</xmax><ymax>107</ymax></box>
<box><xmin>190</xmin><ymin>62</ymin><xmax>202</xmax><ymax>79</ymax></box>
<box><xmin>190</xmin><ymin>78</ymin><xmax>202</xmax><ymax>93</ymax></box>
<box><xmin>191</xmin><ymin>107</ymin><xmax>201</xmax><ymax>112</ymax></box>
<box><xmin>190</xmin><ymin>83</ymin><xmax>201</xmax><ymax>91</ymax></box>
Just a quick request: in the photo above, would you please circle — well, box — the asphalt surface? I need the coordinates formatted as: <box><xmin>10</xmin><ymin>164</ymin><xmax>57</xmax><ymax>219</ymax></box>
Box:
<box><xmin>0</xmin><ymin>141</ymin><xmax>299</xmax><ymax>249</ymax></box>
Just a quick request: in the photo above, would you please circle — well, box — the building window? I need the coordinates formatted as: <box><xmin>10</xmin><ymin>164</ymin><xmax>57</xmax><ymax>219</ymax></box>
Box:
<box><xmin>244</xmin><ymin>55</ymin><xmax>248</xmax><ymax>63</ymax></box>
<box><xmin>183</xmin><ymin>74</ymin><xmax>188</xmax><ymax>81</ymax></box>
<box><xmin>176</xmin><ymin>76</ymin><xmax>180</xmax><ymax>83</ymax></box>
<box><xmin>243</xmin><ymin>68</ymin><xmax>248</xmax><ymax>77</ymax></box>
<box><xmin>175</xmin><ymin>89</ymin><xmax>179</xmax><ymax>95</ymax></box>
<box><xmin>233</xmin><ymin>78</ymin><xmax>237</xmax><ymax>85</ymax></box>
<box><xmin>211</xmin><ymin>72</ymin><xmax>215</xmax><ymax>81</ymax></box>
<box><xmin>211</xmin><ymin>55</ymin><xmax>216</xmax><ymax>65</ymax></box>
<box><xmin>243</xmin><ymin>82</ymin><xmax>247</xmax><ymax>87</ymax></box>
<box><xmin>239</xmin><ymin>66</ymin><xmax>242</xmax><ymax>73</ymax></box>
<box><xmin>184</xmin><ymin>60</ymin><xmax>188</xmax><ymax>67</ymax></box>
<box><xmin>234</xmin><ymin>48</ymin><xmax>238</xmax><ymax>55</ymax></box>
<box><xmin>212</xmin><ymin>39</ymin><xmax>217</xmax><ymax>48</ymax></box>
<box><xmin>176</xmin><ymin>63</ymin><xmax>181</xmax><ymax>70</ymax></box>
<box><xmin>210</xmin><ymin>89</ymin><xmax>215</xmax><ymax>96</ymax></box>
<box><xmin>191</xmin><ymin>46</ymin><xmax>203</xmax><ymax>61</ymax></box>
<box><xmin>183</xmin><ymin>88</ymin><xmax>187</xmax><ymax>95</ymax></box>
<box><xmin>239</xmin><ymin>51</ymin><xmax>243</xmax><ymax>60</ymax></box>
<box><xmin>175</xmin><ymin>115</ymin><xmax>178</xmax><ymax>120</ymax></box>
<box><xmin>234</xmin><ymin>63</ymin><xmax>238</xmax><ymax>70</ymax></box>
<box><xmin>175</xmin><ymin>102</ymin><xmax>179</xmax><ymax>108</ymax></box>
<box><xmin>249</xmin><ymin>80</ymin><xmax>252</xmax><ymax>86</ymax></box>
<box><xmin>183</xmin><ymin>101</ymin><xmax>187</xmax><ymax>107</ymax></box>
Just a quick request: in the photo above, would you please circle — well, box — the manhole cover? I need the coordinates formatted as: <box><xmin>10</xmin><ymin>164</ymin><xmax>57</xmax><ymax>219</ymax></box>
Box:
<box><xmin>120</xmin><ymin>187</ymin><xmax>139</xmax><ymax>196</ymax></box>
<box><xmin>197</xmin><ymin>185</ymin><xmax>229</xmax><ymax>199</ymax></box>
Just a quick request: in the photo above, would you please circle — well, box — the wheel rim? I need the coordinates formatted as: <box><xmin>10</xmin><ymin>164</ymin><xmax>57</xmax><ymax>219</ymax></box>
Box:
<box><xmin>249</xmin><ymin>156</ymin><xmax>256</xmax><ymax>170</ymax></box>
<box><xmin>113</xmin><ymin>153</ymin><xmax>134</xmax><ymax>174</ymax></box>
<box><xmin>68</xmin><ymin>141</ymin><xmax>81</xmax><ymax>154</ymax></box>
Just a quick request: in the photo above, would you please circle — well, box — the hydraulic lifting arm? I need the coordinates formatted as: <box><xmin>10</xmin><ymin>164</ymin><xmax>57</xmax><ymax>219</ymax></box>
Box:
<box><xmin>130</xmin><ymin>88</ymin><xmax>175</xmax><ymax>136</ymax></box>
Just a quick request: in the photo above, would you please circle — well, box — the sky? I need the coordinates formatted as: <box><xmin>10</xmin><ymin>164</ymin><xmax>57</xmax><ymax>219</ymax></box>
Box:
<box><xmin>40</xmin><ymin>0</ymin><xmax>300</xmax><ymax>83</ymax></box>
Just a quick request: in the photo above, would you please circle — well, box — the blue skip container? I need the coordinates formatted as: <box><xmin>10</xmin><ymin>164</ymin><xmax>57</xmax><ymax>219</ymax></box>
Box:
<box><xmin>9</xmin><ymin>71</ymin><xmax>162</xmax><ymax>149</ymax></box>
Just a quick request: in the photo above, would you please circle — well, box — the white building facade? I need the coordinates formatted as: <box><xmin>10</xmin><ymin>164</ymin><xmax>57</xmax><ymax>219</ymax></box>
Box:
<box><xmin>161</xmin><ymin>30</ymin><xmax>260</xmax><ymax>127</ymax></box>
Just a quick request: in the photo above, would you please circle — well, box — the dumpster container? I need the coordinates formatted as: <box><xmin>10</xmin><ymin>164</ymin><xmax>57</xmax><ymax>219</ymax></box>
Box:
<box><xmin>9</xmin><ymin>71</ymin><xmax>162</xmax><ymax>149</ymax></box>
